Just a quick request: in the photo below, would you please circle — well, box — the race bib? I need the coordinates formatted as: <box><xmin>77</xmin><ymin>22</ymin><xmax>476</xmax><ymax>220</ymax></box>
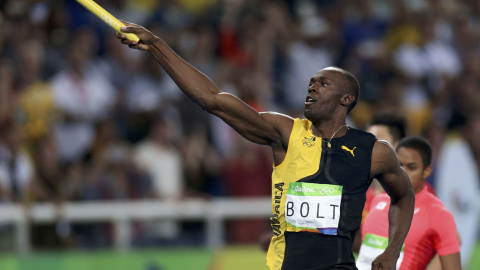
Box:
<box><xmin>356</xmin><ymin>233</ymin><xmax>404</xmax><ymax>270</ymax></box>
<box><xmin>285</xmin><ymin>182</ymin><xmax>342</xmax><ymax>235</ymax></box>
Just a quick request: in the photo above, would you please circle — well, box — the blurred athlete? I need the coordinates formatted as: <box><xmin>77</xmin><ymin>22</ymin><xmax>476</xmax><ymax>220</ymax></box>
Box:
<box><xmin>116</xmin><ymin>23</ymin><xmax>414</xmax><ymax>270</ymax></box>
<box><xmin>357</xmin><ymin>136</ymin><xmax>461</xmax><ymax>270</ymax></box>
<box><xmin>367</xmin><ymin>112</ymin><xmax>407</xmax><ymax>149</ymax></box>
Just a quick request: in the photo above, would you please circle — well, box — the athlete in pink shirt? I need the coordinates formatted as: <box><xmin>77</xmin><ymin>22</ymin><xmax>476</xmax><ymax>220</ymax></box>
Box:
<box><xmin>358</xmin><ymin>136</ymin><xmax>461</xmax><ymax>270</ymax></box>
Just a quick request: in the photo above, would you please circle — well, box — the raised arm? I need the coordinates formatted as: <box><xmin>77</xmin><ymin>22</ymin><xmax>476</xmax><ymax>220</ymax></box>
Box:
<box><xmin>116</xmin><ymin>23</ymin><xmax>293</xmax><ymax>149</ymax></box>
<box><xmin>370</xmin><ymin>141</ymin><xmax>415</xmax><ymax>270</ymax></box>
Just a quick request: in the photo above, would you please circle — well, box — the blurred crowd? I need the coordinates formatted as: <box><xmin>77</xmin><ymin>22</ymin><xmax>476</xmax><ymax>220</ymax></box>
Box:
<box><xmin>0</xmin><ymin>0</ymin><xmax>479</xmax><ymax>253</ymax></box>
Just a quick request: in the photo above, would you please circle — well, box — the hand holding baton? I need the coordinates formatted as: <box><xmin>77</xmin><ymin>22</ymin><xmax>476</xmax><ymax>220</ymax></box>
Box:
<box><xmin>76</xmin><ymin>0</ymin><xmax>140</xmax><ymax>42</ymax></box>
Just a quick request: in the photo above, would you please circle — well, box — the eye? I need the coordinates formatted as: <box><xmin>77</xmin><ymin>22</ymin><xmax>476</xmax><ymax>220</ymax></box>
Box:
<box><xmin>321</xmin><ymin>82</ymin><xmax>328</xmax><ymax>87</ymax></box>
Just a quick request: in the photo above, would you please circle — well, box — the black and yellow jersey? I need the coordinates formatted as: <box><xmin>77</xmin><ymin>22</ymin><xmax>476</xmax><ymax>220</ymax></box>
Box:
<box><xmin>267</xmin><ymin>118</ymin><xmax>377</xmax><ymax>270</ymax></box>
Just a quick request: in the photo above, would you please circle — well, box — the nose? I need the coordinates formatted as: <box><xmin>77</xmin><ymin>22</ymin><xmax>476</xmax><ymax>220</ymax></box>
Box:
<box><xmin>308</xmin><ymin>84</ymin><xmax>317</xmax><ymax>93</ymax></box>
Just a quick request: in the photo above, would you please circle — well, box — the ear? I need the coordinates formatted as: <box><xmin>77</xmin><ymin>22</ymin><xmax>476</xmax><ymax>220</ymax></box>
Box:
<box><xmin>422</xmin><ymin>165</ymin><xmax>433</xmax><ymax>179</ymax></box>
<box><xmin>340</xmin><ymin>94</ymin><xmax>354</xmax><ymax>107</ymax></box>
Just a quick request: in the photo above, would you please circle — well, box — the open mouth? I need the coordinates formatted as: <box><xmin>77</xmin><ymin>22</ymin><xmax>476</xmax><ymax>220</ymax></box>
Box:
<box><xmin>305</xmin><ymin>96</ymin><xmax>316</xmax><ymax>104</ymax></box>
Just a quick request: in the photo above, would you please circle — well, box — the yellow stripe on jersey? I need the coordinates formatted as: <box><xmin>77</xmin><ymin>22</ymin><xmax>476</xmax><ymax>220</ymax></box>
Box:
<box><xmin>266</xmin><ymin>118</ymin><xmax>324</xmax><ymax>270</ymax></box>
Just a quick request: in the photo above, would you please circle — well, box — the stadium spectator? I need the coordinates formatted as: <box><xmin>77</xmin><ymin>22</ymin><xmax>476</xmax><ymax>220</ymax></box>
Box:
<box><xmin>50</xmin><ymin>28</ymin><xmax>116</xmax><ymax>164</ymax></box>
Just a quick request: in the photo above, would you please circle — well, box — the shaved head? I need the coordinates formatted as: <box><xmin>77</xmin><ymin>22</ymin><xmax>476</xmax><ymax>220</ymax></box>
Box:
<box><xmin>322</xmin><ymin>67</ymin><xmax>360</xmax><ymax>113</ymax></box>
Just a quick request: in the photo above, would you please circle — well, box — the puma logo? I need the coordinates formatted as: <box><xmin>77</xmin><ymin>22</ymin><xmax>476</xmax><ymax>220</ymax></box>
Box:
<box><xmin>342</xmin><ymin>145</ymin><xmax>356</xmax><ymax>156</ymax></box>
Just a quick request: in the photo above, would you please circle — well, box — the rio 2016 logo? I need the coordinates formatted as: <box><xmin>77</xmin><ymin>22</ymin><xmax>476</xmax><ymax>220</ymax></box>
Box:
<box><xmin>317</xmin><ymin>186</ymin><xmax>335</xmax><ymax>195</ymax></box>
<box><xmin>101</xmin><ymin>13</ymin><xmax>116</xmax><ymax>27</ymax></box>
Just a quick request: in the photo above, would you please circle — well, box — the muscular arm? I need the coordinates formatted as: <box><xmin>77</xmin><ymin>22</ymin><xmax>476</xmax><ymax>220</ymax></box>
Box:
<box><xmin>370</xmin><ymin>141</ymin><xmax>415</xmax><ymax>269</ymax></box>
<box><xmin>117</xmin><ymin>23</ymin><xmax>293</xmax><ymax>151</ymax></box>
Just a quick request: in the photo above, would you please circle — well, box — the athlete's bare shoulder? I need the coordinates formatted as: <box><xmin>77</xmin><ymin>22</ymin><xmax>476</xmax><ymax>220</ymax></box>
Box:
<box><xmin>371</xmin><ymin>140</ymin><xmax>400</xmax><ymax>177</ymax></box>
<box><xmin>260</xmin><ymin>111</ymin><xmax>295</xmax><ymax>143</ymax></box>
<box><xmin>376</xmin><ymin>139</ymin><xmax>395</xmax><ymax>149</ymax></box>
<box><xmin>259</xmin><ymin>112</ymin><xmax>294</xmax><ymax>164</ymax></box>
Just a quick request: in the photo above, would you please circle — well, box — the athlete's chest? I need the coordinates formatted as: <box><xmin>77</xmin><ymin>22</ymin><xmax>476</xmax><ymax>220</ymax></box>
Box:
<box><xmin>292</xmin><ymin>137</ymin><xmax>371</xmax><ymax>188</ymax></box>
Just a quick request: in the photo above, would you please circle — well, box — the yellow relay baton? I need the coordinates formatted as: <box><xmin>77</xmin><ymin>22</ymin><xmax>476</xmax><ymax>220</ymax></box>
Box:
<box><xmin>76</xmin><ymin>0</ymin><xmax>140</xmax><ymax>42</ymax></box>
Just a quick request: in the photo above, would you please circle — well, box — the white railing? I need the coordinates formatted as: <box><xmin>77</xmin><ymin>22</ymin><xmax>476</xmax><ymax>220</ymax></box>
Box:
<box><xmin>0</xmin><ymin>197</ymin><xmax>272</xmax><ymax>253</ymax></box>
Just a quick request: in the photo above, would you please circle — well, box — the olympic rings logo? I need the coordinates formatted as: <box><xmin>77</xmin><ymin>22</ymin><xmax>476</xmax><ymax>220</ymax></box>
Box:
<box><xmin>317</xmin><ymin>186</ymin><xmax>335</xmax><ymax>195</ymax></box>
<box><xmin>101</xmin><ymin>13</ymin><xmax>116</xmax><ymax>27</ymax></box>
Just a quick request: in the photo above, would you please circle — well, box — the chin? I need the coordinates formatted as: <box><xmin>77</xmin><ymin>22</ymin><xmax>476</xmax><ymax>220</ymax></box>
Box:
<box><xmin>304</xmin><ymin>109</ymin><xmax>315</xmax><ymax>122</ymax></box>
<box><xmin>303</xmin><ymin>109</ymin><xmax>310</xmax><ymax>118</ymax></box>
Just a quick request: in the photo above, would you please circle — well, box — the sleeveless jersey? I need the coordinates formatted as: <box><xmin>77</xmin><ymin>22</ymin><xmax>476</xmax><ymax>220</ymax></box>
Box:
<box><xmin>266</xmin><ymin>119</ymin><xmax>377</xmax><ymax>270</ymax></box>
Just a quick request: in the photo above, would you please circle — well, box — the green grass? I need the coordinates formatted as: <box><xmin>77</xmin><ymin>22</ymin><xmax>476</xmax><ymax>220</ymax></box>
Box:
<box><xmin>0</xmin><ymin>248</ymin><xmax>213</xmax><ymax>270</ymax></box>
<box><xmin>0</xmin><ymin>243</ymin><xmax>478</xmax><ymax>270</ymax></box>
<box><xmin>469</xmin><ymin>243</ymin><xmax>480</xmax><ymax>270</ymax></box>
<box><xmin>211</xmin><ymin>245</ymin><xmax>269</xmax><ymax>270</ymax></box>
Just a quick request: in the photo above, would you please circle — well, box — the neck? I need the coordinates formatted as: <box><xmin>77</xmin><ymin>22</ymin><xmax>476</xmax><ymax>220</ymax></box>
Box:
<box><xmin>311</xmin><ymin>121</ymin><xmax>349</xmax><ymax>138</ymax></box>
<box><xmin>414</xmin><ymin>182</ymin><xmax>425</xmax><ymax>194</ymax></box>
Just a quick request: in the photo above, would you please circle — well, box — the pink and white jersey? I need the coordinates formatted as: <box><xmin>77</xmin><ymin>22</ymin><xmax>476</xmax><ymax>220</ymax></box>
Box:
<box><xmin>358</xmin><ymin>187</ymin><xmax>460</xmax><ymax>270</ymax></box>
